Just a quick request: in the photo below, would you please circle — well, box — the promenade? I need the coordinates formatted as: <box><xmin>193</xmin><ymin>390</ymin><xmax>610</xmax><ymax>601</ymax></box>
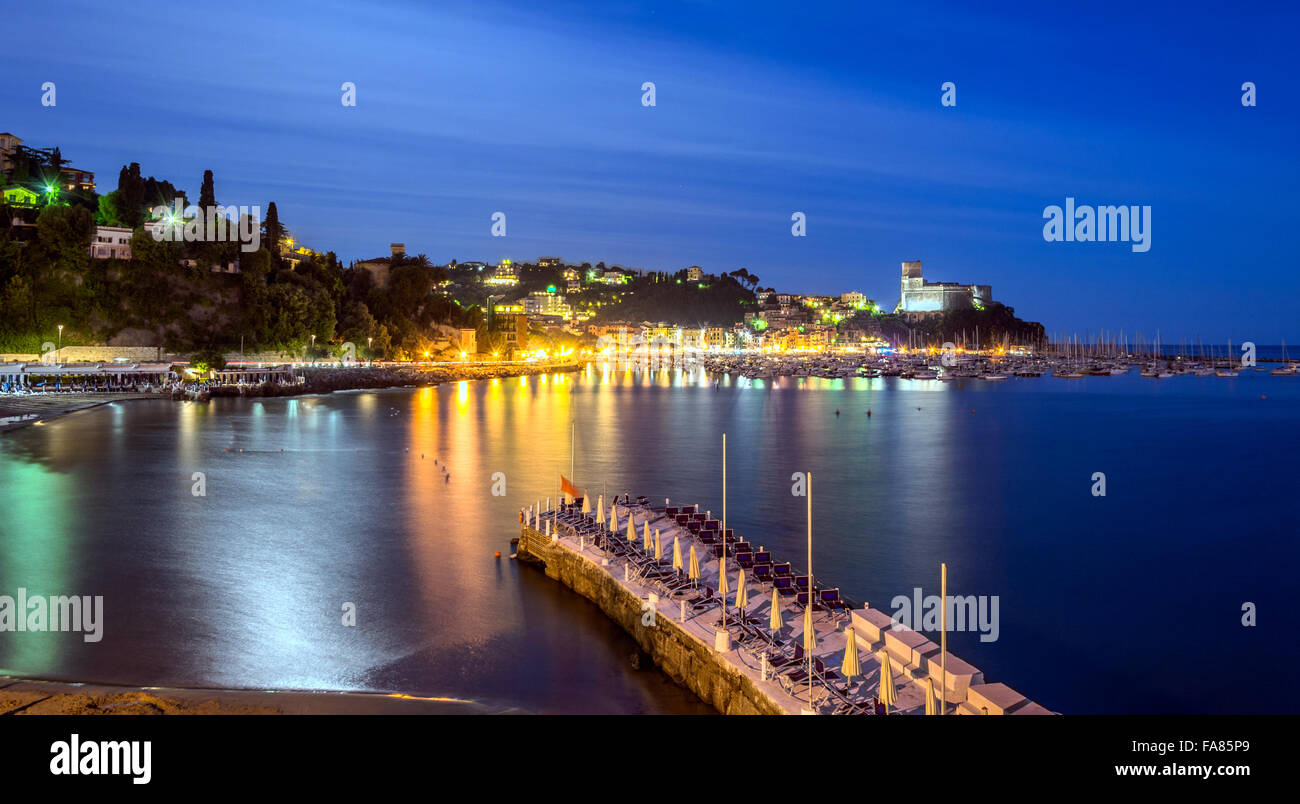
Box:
<box><xmin>522</xmin><ymin>497</ymin><xmax>1053</xmax><ymax>715</ymax></box>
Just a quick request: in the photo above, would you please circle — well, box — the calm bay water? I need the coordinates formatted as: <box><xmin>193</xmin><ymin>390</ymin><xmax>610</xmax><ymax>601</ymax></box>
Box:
<box><xmin>1</xmin><ymin>364</ymin><xmax>1296</xmax><ymax>714</ymax></box>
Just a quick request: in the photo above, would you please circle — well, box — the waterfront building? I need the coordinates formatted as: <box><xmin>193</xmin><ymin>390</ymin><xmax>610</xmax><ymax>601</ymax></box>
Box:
<box><xmin>90</xmin><ymin>226</ymin><xmax>133</xmax><ymax>260</ymax></box>
<box><xmin>490</xmin><ymin>303</ymin><xmax>529</xmax><ymax>354</ymax></box>
<box><xmin>896</xmin><ymin>260</ymin><xmax>992</xmax><ymax>317</ymax></box>
<box><xmin>208</xmin><ymin>365</ymin><xmax>296</xmax><ymax>385</ymax></box>
<box><xmin>705</xmin><ymin>327</ymin><xmax>727</xmax><ymax>350</ymax></box>
<box><xmin>0</xmin><ymin>361</ymin><xmax>172</xmax><ymax>391</ymax></box>
<box><xmin>524</xmin><ymin>290</ymin><xmax>572</xmax><ymax>320</ymax></box>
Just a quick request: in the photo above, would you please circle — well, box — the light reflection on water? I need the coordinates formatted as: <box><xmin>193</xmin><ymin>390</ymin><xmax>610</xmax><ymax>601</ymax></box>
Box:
<box><xmin>1</xmin><ymin>367</ymin><xmax>1297</xmax><ymax>713</ymax></box>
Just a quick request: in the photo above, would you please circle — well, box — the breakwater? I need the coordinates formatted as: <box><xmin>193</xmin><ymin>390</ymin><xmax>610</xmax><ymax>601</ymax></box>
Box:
<box><xmin>518</xmin><ymin>499</ymin><xmax>1054</xmax><ymax>716</ymax></box>
<box><xmin>174</xmin><ymin>362</ymin><xmax>582</xmax><ymax>401</ymax></box>
<box><xmin>517</xmin><ymin>525</ymin><xmax>786</xmax><ymax>714</ymax></box>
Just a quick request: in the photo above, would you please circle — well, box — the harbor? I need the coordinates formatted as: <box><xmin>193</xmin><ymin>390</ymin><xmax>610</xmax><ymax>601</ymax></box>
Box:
<box><xmin>517</xmin><ymin>478</ymin><xmax>1053</xmax><ymax>716</ymax></box>
<box><xmin>697</xmin><ymin>343</ymin><xmax>1299</xmax><ymax>381</ymax></box>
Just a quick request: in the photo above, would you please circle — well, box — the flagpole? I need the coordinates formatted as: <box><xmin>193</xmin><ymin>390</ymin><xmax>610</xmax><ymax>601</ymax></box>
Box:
<box><xmin>941</xmin><ymin>561</ymin><xmax>947</xmax><ymax>716</ymax></box>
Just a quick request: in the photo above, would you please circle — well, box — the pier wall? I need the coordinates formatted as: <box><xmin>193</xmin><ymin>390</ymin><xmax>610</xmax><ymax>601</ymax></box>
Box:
<box><xmin>517</xmin><ymin>526</ymin><xmax>787</xmax><ymax>715</ymax></box>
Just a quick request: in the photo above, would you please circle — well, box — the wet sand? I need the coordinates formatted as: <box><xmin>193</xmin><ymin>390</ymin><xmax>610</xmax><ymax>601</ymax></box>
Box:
<box><xmin>0</xmin><ymin>677</ymin><xmax>516</xmax><ymax>714</ymax></box>
<box><xmin>0</xmin><ymin>393</ymin><xmax>163</xmax><ymax>433</ymax></box>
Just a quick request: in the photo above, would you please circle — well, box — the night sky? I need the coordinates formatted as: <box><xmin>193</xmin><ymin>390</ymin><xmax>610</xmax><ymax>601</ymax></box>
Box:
<box><xmin>3</xmin><ymin>0</ymin><xmax>1295</xmax><ymax>340</ymax></box>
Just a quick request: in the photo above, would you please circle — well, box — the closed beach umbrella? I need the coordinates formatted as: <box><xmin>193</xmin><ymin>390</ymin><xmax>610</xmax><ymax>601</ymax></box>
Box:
<box><xmin>596</xmin><ymin>495</ymin><xmax>605</xmax><ymax>525</ymax></box>
<box><xmin>878</xmin><ymin>650</ymin><xmax>897</xmax><ymax>714</ymax></box>
<box><xmin>627</xmin><ymin>518</ymin><xmax>636</xmax><ymax>544</ymax></box>
<box><xmin>688</xmin><ymin>545</ymin><xmax>700</xmax><ymax>583</ymax></box>
<box><xmin>735</xmin><ymin>569</ymin><xmax>748</xmax><ymax>610</ymax></box>
<box><xmin>672</xmin><ymin>537</ymin><xmax>683</xmax><ymax>572</ymax></box>
<box><xmin>643</xmin><ymin>521</ymin><xmax>652</xmax><ymax>551</ymax></box>
<box><xmin>803</xmin><ymin>604</ymin><xmax>817</xmax><ymax>652</ymax></box>
<box><xmin>719</xmin><ymin>562</ymin><xmax>730</xmax><ymax>596</ymax></box>
<box><xmin>654</xmin><ymin>528</ymin><xmax>662</xmax><ymax>561</ymax></box>
<box><xmin>841</xmin><ymin>627</ymin><xmax>861</xmax><ymax>680</ymax></box>
<box><xmin>770</xmin><ymin>589</ymin><xmax>784</xmax><ymax>631</ymax></box>
<box><xmin>926</xmin><ymin>677</ymin><xmax>939</xmax><ymax>716</ymax></box>
<box><xmin>610</xmin><ymin>506</ymin><xmax>619</xmax><ymax>533</ymax></box>
<box><xmin>581</xmin><ymin>495</ymin><xmax>591</xmax><ymax>516</ymax></box>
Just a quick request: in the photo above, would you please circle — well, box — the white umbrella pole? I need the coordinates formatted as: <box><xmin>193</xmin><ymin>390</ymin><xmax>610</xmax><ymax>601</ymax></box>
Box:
<box><xmin>941</xmin><ymin>561</ymin><xmax>947</xmax><ymax>716</ymax></box>
<box><xmin>807</xmin><ymin>469</ymin><xmax>814</xmax><ymax>708</ymax></box>
<box><xmin>722</xmin><ymin>432</ymin><xmax>727</xmax><ymax>633</ymax></box>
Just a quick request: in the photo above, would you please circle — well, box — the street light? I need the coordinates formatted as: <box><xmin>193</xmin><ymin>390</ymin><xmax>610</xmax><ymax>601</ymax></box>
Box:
<box><xmin>57</xmin><ymin>324</ymin><xmax>63</xmax><ymax>358</ymax></box>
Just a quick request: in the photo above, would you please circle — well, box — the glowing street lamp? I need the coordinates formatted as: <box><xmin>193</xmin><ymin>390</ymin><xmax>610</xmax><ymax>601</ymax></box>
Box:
<box><xmin>57</xmin><ymin>324</ymin><xmax>63</xmax><ymax>356</ymax></box>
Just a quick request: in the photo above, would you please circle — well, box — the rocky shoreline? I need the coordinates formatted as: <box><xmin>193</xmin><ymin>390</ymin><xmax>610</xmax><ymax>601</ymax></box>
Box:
<box><xmin>173</xmin><ymin>362</ymin><xmax>583</xmax><ymax>402</ymax></box>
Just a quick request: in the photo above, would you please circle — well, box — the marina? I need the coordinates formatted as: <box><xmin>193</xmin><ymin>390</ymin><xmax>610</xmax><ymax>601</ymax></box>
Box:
<box><xmin>698</xmin><ymin>344</ymin><xmax>1300</xmax><ymax>382</ymax></box>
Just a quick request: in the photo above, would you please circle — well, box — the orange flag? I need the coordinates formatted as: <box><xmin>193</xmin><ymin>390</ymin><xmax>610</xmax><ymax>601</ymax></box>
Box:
<box><xmin>560</xmin><ymin>475</ymin><xmax>583</xmax><ymax>500</ymax></box>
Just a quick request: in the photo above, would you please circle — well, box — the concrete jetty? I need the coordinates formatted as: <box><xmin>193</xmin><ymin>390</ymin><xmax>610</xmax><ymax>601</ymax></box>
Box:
<box><xmin>517</xmin><ymin>498</ymin><xmax>1053</xmax><ymax>716</ymax></box>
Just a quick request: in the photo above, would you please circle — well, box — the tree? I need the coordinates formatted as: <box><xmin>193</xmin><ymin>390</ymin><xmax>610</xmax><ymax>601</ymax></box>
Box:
<box><xmin>96</xmin><ymin>192</ymin><xmax>123</xmax><ymax>227</ymax></box>
<box><xmin>262</xmin><ymin>202</ymin><xmax>284</xmax><ymax>266</ymax></box>
<box><xmin>199</xmin><ymin>170</ymin><xmax>216</xmax><ymax>212</ymax></box>
<box><xmin>189</xmin><ymin>348</ymin><xmax>227</xmax><ymax>373</ymax></box>
<box><xmin>117</xmin><ymin>163</ymin><xmax>145</xmax><ymax>227</ymax></box>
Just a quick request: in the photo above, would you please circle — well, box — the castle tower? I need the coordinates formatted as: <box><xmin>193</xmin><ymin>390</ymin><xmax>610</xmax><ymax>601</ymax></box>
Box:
<box><xmin>899</xmin><ymin>260</ymin><xmax>924</xmax><ymax>310</ymax></box>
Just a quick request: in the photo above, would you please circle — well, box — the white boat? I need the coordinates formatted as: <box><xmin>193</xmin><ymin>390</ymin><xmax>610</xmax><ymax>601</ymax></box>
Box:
<box><xmin>981</xmin><ymin>374</ymin><xmax>1009</xmax><ymax>381</ymax></box>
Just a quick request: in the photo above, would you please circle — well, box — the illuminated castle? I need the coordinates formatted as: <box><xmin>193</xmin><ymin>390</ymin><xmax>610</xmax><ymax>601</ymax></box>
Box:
<box><xmin>895</xmin><ymin>260</ymin><xmax>992</xmax><ymax>317</ymax></box>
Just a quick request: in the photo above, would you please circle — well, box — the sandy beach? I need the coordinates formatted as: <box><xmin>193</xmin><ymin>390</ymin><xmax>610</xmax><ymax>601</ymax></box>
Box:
<box><xmin>0</xmin><ymin>392</ymin><xmax>165</xmax><ymax>433</ymax></box>
<box><xmin>0</xmin><ymin>677</ymin><xmax>516</xmax><ymax>715</ymax></box>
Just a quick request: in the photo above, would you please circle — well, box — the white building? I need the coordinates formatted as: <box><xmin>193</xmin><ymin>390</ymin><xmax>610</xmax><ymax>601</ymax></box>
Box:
<box><xmin>686</xmin><ymin>265</ymin><xmax>703</xmax><ymax>282</ymax></box>
<box><xmin>90</xmin><ymin>226</ymin><xmax>133</xmax><ymax>260</ymax></box>
<box><xmin>524</xmin><ymin>291</ymin><xmax>571</xmax><ymax>319</ymax></box>
<box><xmin>485</xmin><ymin>259</ymin><xmax>519</xmax><ymax>286</ymax></box>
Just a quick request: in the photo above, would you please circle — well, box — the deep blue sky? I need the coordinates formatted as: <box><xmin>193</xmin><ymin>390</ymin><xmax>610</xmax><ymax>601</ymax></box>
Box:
<box><xmin>3</xmin><ymin>0</ymin><xmax>1296</xmax><ymax>340</ymax></box>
